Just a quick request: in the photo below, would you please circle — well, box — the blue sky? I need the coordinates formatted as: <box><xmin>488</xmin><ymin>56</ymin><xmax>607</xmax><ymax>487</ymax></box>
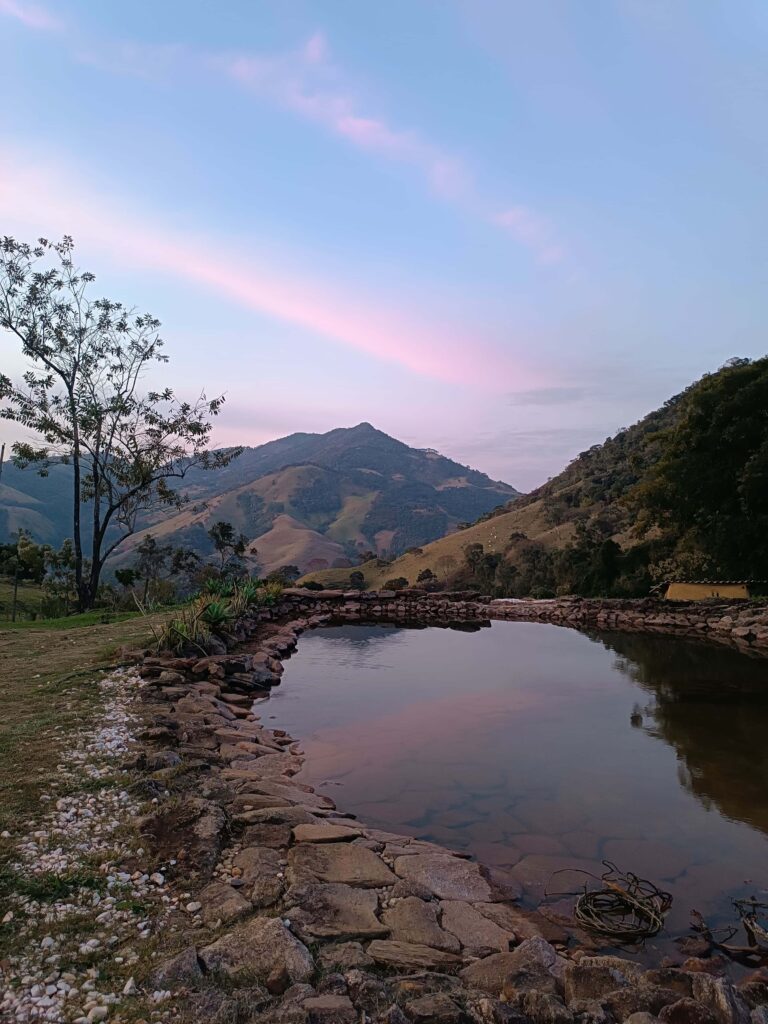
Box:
<box><xmin>1</xmin><ymin>0</ymin><xmax>766</xmax><ymax>488</ymax></box>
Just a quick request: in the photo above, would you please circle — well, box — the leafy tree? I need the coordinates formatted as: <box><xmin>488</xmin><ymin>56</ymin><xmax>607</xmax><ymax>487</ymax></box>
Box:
<box><xmin>631</xmin><ymin>357</ymin><xmax>768</xmax><ymax>577</ymax></box>
<box><xmin>463</xmin><ymin>543</ymin><xmax>485</xmax><ymax>574</ymax></box>
<box><xmin>207</xmin><ymin>521</ymin><xmax>254</xmax><ymax>578</ymax></box>
<box><xmin>383</xmin><ymin>577</ymin><xmax>408</xmax><ymax>590</ymax></box>
<box><xmin>130</xmin><ymin>534</ymin><xmax>201</xmax><ymax>602</ymax></box>
<box><xmin>0</xmin><ymin>236</ymin><xmax>239</xmax><ymax>609</ymax></box>
<box><xmin>417</xmin><ymin>568</ymin><xmax>436</xmax><ymax>584</ymax></box>
<box><xmin>348</xmin><ymin>570</ymin><xmax>365</xmax><ymax>590</ymax></box>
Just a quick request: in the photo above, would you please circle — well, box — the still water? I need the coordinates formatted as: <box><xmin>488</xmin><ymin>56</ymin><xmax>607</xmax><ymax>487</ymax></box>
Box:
<box><xmin>265</xmin><ymin>620</ymin><xmax>768</xmax><ymax>946</ymax></box>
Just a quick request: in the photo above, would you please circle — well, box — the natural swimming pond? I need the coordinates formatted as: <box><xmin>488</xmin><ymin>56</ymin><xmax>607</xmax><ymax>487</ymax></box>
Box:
<box><xmin>265</xmin><ymin>620</ymin><xmax>768</xmax><ymax>952</ymax></box>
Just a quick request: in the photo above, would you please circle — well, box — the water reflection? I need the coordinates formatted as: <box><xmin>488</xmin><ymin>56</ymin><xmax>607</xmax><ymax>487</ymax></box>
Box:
<box><xmin>271</xmin><ymin>620</ymin><xmax>768</xmax><ymax>940</ymax></box>
<box><xmin>596</xmin><ymin>631</ymin><xmax>768</xmax><ymax>835</ymax></box>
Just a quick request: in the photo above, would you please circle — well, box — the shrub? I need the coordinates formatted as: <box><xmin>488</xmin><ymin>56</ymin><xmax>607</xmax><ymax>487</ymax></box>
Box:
<box><xmin>383</xmin><ymin>577</ymin><xmax>408</xmax><ymax>590</ymax></box>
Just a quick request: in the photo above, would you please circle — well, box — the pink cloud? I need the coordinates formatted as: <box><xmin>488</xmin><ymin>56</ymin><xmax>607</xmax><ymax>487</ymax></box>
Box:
<box><xmin>218</xmin><ymin>35</ymin><xmax>469</xmax><ymax>201</ymax></box>
<box><xmin>0</xmin><ymin>0</ymin><xmax>60</xmax><ymax>31</ymax></box>
<box><xmin>0</xmin><ymin>150</ymin><xmax>543</xmax><ymax>390</ymax></box>
<box><xmin>494</xmin><ymin>206</ymin><xmax>566</xmax><ymax>265</ymax></box>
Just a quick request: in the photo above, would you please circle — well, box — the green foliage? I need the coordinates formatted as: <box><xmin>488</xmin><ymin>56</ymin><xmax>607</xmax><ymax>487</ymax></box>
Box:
<box><xmin>348</xmin><ymin>570</ymin><xmax>365</xmax><ymax>590</ymax></box>
<box><xmin>630</xmin><ymin>357</ymin><xmax>768</xmax><ymax>578</ymax></box>
<box><xmin>264</xmin><ymin>564</ymin><xmax>300</xmax><ymax>584</ymax></box>
<box><xmin>383</xmin><ymin>577</ymin><xmax>408</xmax><ymax>590</ymax></box>
<box><xmin>201</xmin><ymin>599</ymin><xmax>234</xmax><ymax>632</ymax></box>
<box><xmin>0</xmin><ymin>236</ymin><xmax>239</xmax><ymax>610</ymax></box>
<box><xmin>153</xmin><ymin>599</ymin><xmax>212</xmax><ymax>655</ymax></box>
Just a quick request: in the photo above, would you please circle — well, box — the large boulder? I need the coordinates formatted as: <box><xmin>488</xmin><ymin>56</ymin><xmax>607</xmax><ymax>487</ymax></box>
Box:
<box><xmin>393</xmin><ymin>854</ymin><xmax>492</xmax><ymax>902</ymax></box>
<box><xmin>200</xmin><ymin>916</ymin><xmax>314</xmax><ymax>984</ymax></box>
<box><xmin>382</xmin><ymin>897</ymin><xmax>460</xmax><ymax>953</ymax></box>
<box><xmin>439</xmin><ymin>900</ymin><xmax>515</xmax><ymax>956</ymax></box>
<box><xmin>287</xmin><ymin>882</ymin><xmax>388</xmax><ymax>941</ymax></box>
<box><xmin>288</xmin><ymin>842</ymin><xmax>397</xmax><ymax>888</ymax></box>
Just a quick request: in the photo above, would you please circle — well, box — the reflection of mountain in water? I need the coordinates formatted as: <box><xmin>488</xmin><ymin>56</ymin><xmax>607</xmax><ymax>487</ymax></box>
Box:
<box><xmin>593</xmin><ymin>630</ymin><xmax>768</xmax><ymax>836</ymax></box>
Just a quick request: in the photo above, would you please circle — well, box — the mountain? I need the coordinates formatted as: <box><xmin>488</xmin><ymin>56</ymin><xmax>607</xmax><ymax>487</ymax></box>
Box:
<box><xmin>306</xmin><ymin>358</ymin><xmax>768</xmax><ymax>595</ymax></box>
<box><xmin>0</xmin><ymin>423</ymin><xmax>519</xmax><ymax>574</ymax></box>
<box><xmin>300</xmin><ymin>384</ymin><xmax>681</xmax><ymax>590</ymax></box>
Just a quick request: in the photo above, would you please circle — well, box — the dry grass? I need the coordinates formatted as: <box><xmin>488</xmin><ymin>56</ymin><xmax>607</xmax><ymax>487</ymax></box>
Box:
<box><xmin>300</xmin><ymin>497</ymin><xmax>578</xmax><ymax>589</ymax></box>
<box><xmin>0</xmin><ymin>610</ymin><xmax>168</xmax><ymax>831</ymax></box>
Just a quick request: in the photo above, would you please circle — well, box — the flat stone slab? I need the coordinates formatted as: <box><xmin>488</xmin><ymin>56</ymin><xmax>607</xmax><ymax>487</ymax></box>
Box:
<box><xmin>287</xmin><ymin>882</ymin><xmax>389</xmax><ymax>941</ymax></box>
<box><xmin>459</xmin><ymin>951</ymin><xmax>527</xmax><ymax>995</ymax></box>
<box><xmin>382</xmin><ymin>897</ymin><xmax>460</xmax><ymax>953</ymax></box>
<box><xmin>289</xmin><ymin>842</ymin><xmax>397</xmax><ymax>888</ymax></box>
<box><xmin>200</xmin><ymin>916</ymin><xmax>314</xmax><ymax>984</ymax></box>
<box><xmin>293</xmin><ymin>823</ymin><xmax>362</xmax><ymax>843</ymax></box>
<box><xmin>366</xmin><ymin>940</ymin><xmax>462</xmax><ymax>970</ymax></box>
<box><xmin>439</xmin><ymin>900</ymin><xmax>515</xmax><ymax>955</ymax></box>
<box><xmin>198</xmin><ymin>880</ymin><xmax>251</xmax><ymax>927</ymax></box>
<box><xmin>233</xmin><ymin>846</ymin><xmax>283</xmax><ymax>907</ymax></box>
<box><xmin>394</xmin><ymin>854</ymin><xmax>492</xmax><ymax>902</ymax></box>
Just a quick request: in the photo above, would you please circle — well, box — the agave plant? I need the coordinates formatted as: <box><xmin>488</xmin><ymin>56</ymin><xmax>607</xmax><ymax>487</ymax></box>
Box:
<box><xmin>201</xmin><ymin>599</ymin><xmax>234</xmax><ymax>632</ymax></box>
<box><xmin>153</xmin><ymin>601</ymin><xmax>212</xmax><ymax>654</ymax></box>
<box><xmin>237</xmin><ymin>580</ymin><xmax>261</xmax><ymax>605</ymax></box>
<box><xmin>204</xmin><ymin>578</ymin><xmax>234</xmax><ymax>598</ymax></box>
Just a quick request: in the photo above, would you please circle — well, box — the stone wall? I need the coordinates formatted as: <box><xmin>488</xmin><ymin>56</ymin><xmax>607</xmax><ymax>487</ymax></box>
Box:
<box><xmin>277</xmin><ymin>589</ymin><xmax>768</xmax><ymax>654</ymax></box>
<box><xmin>130</xmin><ymin>596</ymin><xmax>768</xmax><ymax>1024</ymax></box>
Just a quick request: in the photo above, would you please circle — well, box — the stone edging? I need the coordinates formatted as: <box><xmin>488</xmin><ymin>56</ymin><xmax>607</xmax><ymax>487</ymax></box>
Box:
<box><xmin>128</xmin><ymin>593</ymin><xmax>768</xmax><ymax>1023</ymax></box>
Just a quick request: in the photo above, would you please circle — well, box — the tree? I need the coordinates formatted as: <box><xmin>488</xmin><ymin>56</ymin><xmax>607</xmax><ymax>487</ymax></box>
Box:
<box><xmin>130</xmin><ymin>534</ymin><xmax>201</xmax><ymax>602</ymax></box>
<box><xmin>383</xmin><ymin>577</ymin><xmax>408</xmax><ymax>590</ymax></box>
<box><xmin>0</xmin><ymin>237</ymin><xmax>239</xmax><ymax>610</ymax></box>
<box><xmin>348</xmin><ymin>570</ymin><xmax>365</xmax><ymax>590</ymax></box>
<box><xmin>207</xmin><ymin>521</ymin><xmax>254</xmax><ymax>578</ymax></box>
<box><xmin>631</xmin><ymin>357</ymin><xmax>768</xmax><ymax>577</ymax></box>
<box><xmin>463</xmin><ymin>543</ymin><xmax>485</xmax><ymax>574</ymax></box>
<box><xmin>417</xmin><ymin>568</ymin><xmax>436</xmax><ymax>584</ymax></box>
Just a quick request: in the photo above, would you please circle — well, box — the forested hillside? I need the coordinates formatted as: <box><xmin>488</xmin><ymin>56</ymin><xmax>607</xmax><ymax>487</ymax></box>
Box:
<box><xmin>303</xmin><ymin>357</ymin><xmax>768</xmax><ymax>596</ymax></box>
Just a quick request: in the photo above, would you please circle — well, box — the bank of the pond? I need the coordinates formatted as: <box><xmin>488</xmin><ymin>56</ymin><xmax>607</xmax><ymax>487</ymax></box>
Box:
<box><xmin>111</xmin><ymin>591</ymin><xmax>768</xmax><ymax>1023</ymax></box>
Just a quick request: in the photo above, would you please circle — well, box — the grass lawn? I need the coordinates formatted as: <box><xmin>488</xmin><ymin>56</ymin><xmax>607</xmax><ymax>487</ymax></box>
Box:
<box><xmin>0</xmin><ymin>610</ymin><xmax>169</xmax><ymax>832</ymax></box>
<box><xmin>0</xmin><ymin>578</ymin><xmax>44</xmax><ymax>621</ymax></box>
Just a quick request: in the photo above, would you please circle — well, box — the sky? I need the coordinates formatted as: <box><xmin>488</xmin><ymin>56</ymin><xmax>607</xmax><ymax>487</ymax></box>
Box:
<box><xmin>1</xmin><ymin>0</ymin><xmax>766</xmax><ymax>490</ymax></box>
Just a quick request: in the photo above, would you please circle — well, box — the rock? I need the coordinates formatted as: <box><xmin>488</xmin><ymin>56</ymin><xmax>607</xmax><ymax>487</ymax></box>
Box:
<box><xmin>659</xmin><ymin>999</ymin><xmax>719</xmax><ymax>1024</ymax></box>
<box><xmin>288</xmin><ymin>842</ymin><xmax>397</xmax><ymax>888</ymax></box>
<box><xmin>382</xmin><ymin>897</ymin><xmax>460</xmax><ymax>953</ymax></box>
<box><xmin>439</xmin><ymin>900</ymin><xmax>515</xmax><ymax>955</ymax></box>
<box><xmin>460</xmin><ymin>953</ymin><xmax>528</xmax><ymax>996</ymax></box>
<box><xmin>241</xmin><ymin>822</ymin><xmax>294</xmax><ymax>848</ymax></box>
<box><xmin>287</xmin><ymin>882</ymin><xmax>388</xmax><ymax>940</ymax></box>
<box><xmin>302</xmin><ymin>994</ymin><xmax>357</xmax><ymax>1024</ymax></box>
<box><xmin>200</xmin><ymin>916</ymin><xmax>314</xmax><ymax>984</ymax></box>
<box><xmin>318</xmin><ymin>942</ymin><xmax>374</xmax><ymax>971</ymax></box>
<box><xmin>293</xmin><ymin>823</ymin><xmax>361</xmax><ymax>843</ymax></box>
<box><xmin>500</xmin><ymin>938</ymin><xmax>565</xmax><ymax>997</ymax></box>
<box><xmin>604</xmin><ymin>986</ymin><xmax>680</xmax><ymax>1019</ymax></box>
<box><xmin>474</xmin><ymin>903</ymin><xmax>549</xmax><ymax>942</ymax></box>
<box><xmin>405</xmin><ymin>993</ymin><xmax>463</xmax><ymax>1024</ymax></box>
<box><xmin>198</xmin><ymin>880</ymin><xmax>251</xmax><ymax>926</ymax></box>
<box><xmin>391</xmin><ymin>878</ymin><xmax>436</xmax><ymax>901</ymax></box>
<box><xmin>563</xmin><ymin>957</ymin><xmax>640</xmax><ymax>1003</ymax></box>
<box><xmin>394</xmin><ymin>854</ymin><xmax>492</xmax><ymax>902</ymax></box>
<box><xmin>625</xmin><ymin>1015</ymin><xmax>662</xmax><ymax>1024</ymax></box>
<box><xmin>140</xmin><ymin>796</ymin><xmax>226</xmax><ymax>878</ymax></box>
<box><xmin>366</xmin><ymin>940</ymin><xmax>463</xmax><ymax>970</ymax></box>
<box><xmin>233</xmin><ymin>846</ymin><xmax>284</xmax><ymax>906</ymax></box>
<box><xmin>481</xmin><ymin>864</ymin><xmax>524</xmax><ymax>903</ymax></box>
<box><xmin>690</xmin><ymin>975</ymin><xmax>750</xmax><ymax>1024</ymax></box>
<box><xmin>150</xmin><ymin>946</ymin><xmax>204</xmax><ymax>990</ymax></box>
<box><xmin>512</xmin><ymin>990</ymin><xmax>574</xmax><ymax>1023</ymax></box>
